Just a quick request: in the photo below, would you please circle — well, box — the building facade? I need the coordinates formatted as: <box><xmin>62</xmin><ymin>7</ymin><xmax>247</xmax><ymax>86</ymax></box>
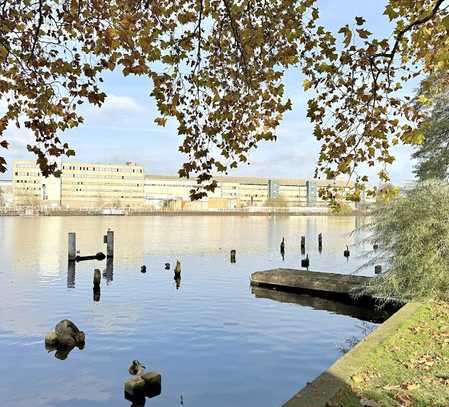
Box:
<box><xmin>60</xmin><ymin>162</ymin><xmax>144</xmax><ymax>209</ymax></box>
<box><xmin>12</xmin><ymin>160</ymin><xmax>61</xmax><ymax>207</ymax></box>
<box><xmin>144</xmin><ymin>175</ymin><xmax>356</xmax><ymax>209</ymax></box>
<box><xmin>0</xmin><ymin>179</ymin><xmax>13</xmax><ymax>207</ymax></box>
<box><xmin>8</xmin><ymin>159</ymin><xmax>359</xmax><ymax>210</ymax></box>
<box><xmin>12</xmin><ymin>160</ymin><xmax>144</xmax><ymax>209</ymax></box>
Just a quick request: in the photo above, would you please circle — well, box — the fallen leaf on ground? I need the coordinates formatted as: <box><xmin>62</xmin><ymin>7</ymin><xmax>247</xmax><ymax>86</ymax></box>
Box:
<box><xmin>360</xmin><ymin>397</ymin><xmax>380</xmax><ymax>407</ymax></box>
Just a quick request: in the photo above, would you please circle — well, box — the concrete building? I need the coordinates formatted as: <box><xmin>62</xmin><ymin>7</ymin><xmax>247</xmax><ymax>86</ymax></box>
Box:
<box><xmin>11</xmin><ymin>160</ymin><xmax>144</xmax><ymax>209</ymax></box>
<box><xmin>144</xmin><ymin>174</ymin><xmax>356</xmax><ymax>209</ymax></box>
<box><xmin>12</xmin><ymin>160</ymin><xmax>61</xmax><ymax>208</ymax></box>
<box><xmin>8</xmin><ymin>159</ymin><xmax>359</xmax><ymax>210</ymax></box>
<box><xmin>60</xmin><ymin>161</ymin><xmax>144</xmax><ymax>209</ymax></box>
<box><xmin>0</xmin><ymin>179</ymin><xmax>13</xmax><ymax>207</ymax></box>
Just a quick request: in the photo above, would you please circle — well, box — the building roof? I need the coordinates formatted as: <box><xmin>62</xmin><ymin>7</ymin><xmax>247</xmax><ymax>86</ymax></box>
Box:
<box><xmin>144</xmin><ymin>174</ymin><xmax>354</xmax><ymax>187</ymax></box>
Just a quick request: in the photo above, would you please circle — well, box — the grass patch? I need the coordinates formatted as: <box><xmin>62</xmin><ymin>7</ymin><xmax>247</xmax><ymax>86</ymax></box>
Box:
<box><xmin>343</xmin><ymin>302</ymin><xmax>449</xmax><ymax>407</ymax></box>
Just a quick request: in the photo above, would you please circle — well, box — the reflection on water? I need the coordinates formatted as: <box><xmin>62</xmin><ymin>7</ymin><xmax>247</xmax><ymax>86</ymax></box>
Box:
<box><xmin>0</xmin><ymin>215</ymin><xmax>376</xmax><ymax>407</ymax></box>
<box><xmin>251</xmin><ymin>286</ymin><xmax>390</xmax><ymax>323</ymax></box>
<box><xmin>45</xmin><ymin>340</ymin><xmax>85</xmax><ymax>361</ymax></box>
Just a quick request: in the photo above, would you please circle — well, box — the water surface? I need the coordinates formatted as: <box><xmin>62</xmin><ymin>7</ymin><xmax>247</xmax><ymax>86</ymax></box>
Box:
<box><xmin>0</xmin><ymin>215</ymin><xmax>378</xmax><ymax>407</ymax></box>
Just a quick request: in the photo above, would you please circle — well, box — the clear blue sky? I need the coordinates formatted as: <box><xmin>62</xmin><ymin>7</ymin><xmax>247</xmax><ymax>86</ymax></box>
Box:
<box><xmin>0</xmin><ymin>0</ymin><xmax>417</xmax><ymax>185</ymax></box>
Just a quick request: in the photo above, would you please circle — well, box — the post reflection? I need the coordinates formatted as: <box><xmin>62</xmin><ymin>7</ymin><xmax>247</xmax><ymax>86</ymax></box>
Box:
<box><xmin>174</xmin><ymin>274</ymin><xmax>181</xmax><ymax>290</ymax></box>
<box><xmin>67</xmin><ymin>262</ymin><xmax>75</xmax><ymax>288</ymax></box>
<box><xmin>103</xmin><ymin>258</ymin><xmax>114</xmax><ymax>284</ymax></box>
<box><xmin>93</xmin><ymin>286</ymin><xmax>101</xmax><ymax>302</ymax></box>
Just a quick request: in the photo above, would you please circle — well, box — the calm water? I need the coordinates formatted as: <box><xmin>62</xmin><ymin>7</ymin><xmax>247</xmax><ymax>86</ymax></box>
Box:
<box><xmin>0</xmin><ymin>215</ymin><xmax>379</xmax><ymax>407</ymax></box>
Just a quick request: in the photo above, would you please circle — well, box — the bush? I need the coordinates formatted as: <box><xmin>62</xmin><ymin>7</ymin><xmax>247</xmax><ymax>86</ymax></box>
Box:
<box><xmin>363</xmin><ymin>179</ymin><xmax>449</xmax><ymax>302</ymax></box>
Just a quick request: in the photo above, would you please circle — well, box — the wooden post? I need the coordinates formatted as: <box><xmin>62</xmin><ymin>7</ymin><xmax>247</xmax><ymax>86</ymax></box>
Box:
<box><xmin>107</xmin><ymin>230</ymin><xmax>114</xmax><ymax>258</ymax></box>
<box><xmin>68</xmin><ymin>232</ymin><xmax>76</xmax><ymax>262</ymax></box>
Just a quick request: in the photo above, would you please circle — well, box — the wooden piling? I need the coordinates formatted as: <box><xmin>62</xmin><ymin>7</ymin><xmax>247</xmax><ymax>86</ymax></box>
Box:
<box><xmin>230</xmin><ymin>250</ymin><xmax>236</xmax><ymax>263</ymax></box>
<box><xmin>106</xmin><ymin>230</ymin><xmax>114</xmax><ymax>258</ymax></box>
<box><xmin>68</xmin><ymin>233</ymin><xmax>76</xmax><ymax>262</ymax></box>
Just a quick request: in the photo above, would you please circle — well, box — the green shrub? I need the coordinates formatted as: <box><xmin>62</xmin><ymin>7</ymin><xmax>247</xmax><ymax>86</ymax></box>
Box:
<box><xmin>363</xmin><ymin>179</ymin><xmax>449</xmax><ymax>302</ymax></box>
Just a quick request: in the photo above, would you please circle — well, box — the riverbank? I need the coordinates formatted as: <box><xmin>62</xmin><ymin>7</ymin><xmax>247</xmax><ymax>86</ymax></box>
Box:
<box><xmin>0</xmin><ymin>209</ymin><xmax>368</xmax><ymax>217</ymax></box>
<box><xmin>286</xmin><ymin>301</ymin><xmax>449</xmax><ymax>406</ymax></box>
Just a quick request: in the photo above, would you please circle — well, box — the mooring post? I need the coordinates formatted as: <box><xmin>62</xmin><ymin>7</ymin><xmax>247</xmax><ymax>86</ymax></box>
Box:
<box><xmin>230</xmin><ymin>249</ymin><xmax>236</xmax><ymax>263</ymax></box>
<box><xmin>68</xmin><ymin>232</ymin><xmax>76</xmax><ymax>262</ymax></box>
<box><xmin>106</xmin><ymin>230</ymin><xmax>114</xmax><ymax>258</ymax></box>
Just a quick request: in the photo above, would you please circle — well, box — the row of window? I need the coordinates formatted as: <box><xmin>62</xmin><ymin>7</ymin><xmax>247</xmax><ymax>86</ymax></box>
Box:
<box><xmin>62</xmin><ymin>174</ymin><xmax>144</xmax><ymax>180</ymax></box>
<box><xmin>15</xmin><ymin>179</ymin><xmax>39</xmax><ymax>184</ymax></box>
<box><xmin>63</xmin><ymin>195</ymin><xmax>143</xmax><ymax>199</ymax></box>
<box><xmin>62</xmin><ymin>165</ymin><xmax>143</xmax><ymax>173</ymax></box>
<box><xmin>63</xmin><ymin>181</ymin><xmax>142</xmax><ymax>187</ymax></box>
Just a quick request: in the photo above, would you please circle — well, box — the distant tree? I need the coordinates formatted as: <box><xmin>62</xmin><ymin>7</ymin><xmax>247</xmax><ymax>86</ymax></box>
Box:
<box><xmin>362</xmin><ymin>180</ymin><xmax>449</xmax><ymax>302</ymax></box>
<box><xmin>0</xmin><ymin>1</ymin><xmax>448</xmax><ymax>199</ymax></box>
<box><xmin>412</xmin><ymin>90</ymin><xmax>449</xmax><ymax>181</ymax></box>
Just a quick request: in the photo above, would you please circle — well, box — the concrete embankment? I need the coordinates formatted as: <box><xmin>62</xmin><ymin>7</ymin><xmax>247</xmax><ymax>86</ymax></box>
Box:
<box><xmin>250</xmin><ymin>268</ymin><xmax>412</xmax><ymax>406</ymax></box>
<box><xmin>282</xmin><ymin>302</ymin><xmax>421</xmax><ymax>407</ymax></box>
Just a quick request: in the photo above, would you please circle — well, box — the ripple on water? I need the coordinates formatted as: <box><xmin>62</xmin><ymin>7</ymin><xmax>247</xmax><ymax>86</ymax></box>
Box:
<box><xmin>0</xmin><ymin>215</ymin><xmax>380</xmax><ymax>407</ymax></box>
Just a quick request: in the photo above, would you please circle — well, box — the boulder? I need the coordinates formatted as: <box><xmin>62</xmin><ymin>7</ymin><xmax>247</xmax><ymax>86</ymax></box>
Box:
<box><xmin>45</xmin><ymin>331</ymin><xmax>58</xmax><ymax>347</ymax></box>
<box><xmin>54</xmin><ymin>320</ymin><xmax>85</xmax><ymax>346</ymax></box>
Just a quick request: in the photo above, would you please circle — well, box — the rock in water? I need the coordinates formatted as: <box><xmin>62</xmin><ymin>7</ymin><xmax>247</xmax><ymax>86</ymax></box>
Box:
<box><xmin>45</xmin><ymin>331</ymin><xmax>58</xmax><ymax>347</ymax></box>
<box><xmin>54</xmin><ymin>320</ymin><xmax>85</xmax><ymax>346</ymax></box>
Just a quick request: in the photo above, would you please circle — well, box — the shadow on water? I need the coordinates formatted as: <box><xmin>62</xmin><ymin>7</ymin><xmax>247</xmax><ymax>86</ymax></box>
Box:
<box><xmin>251</xmin><ymin>286</ymin><xmax>391</xmax><ymax>323</ymax></box>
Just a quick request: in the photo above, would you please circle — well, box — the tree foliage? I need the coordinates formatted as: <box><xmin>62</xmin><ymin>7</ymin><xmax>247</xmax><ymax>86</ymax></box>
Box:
<box><xmin>0</xmin><ymin>0</ymin><xmax>314</xmax><ymax>198</ymax></box>
<box><xmin>1</xmin><ymin>0</ymin><xmax>449</xmax><ymax>199</ymax></box>
<box><xmin>302</xmin><ymin>0</ymin><xmax>449</xmax><ymax>200</ymax></box>
<box><xmin>412</xmin><ymin>80</ymin><xmax>449</xmax><ymax>181</ymax></box>
<box><xmin>363</xmin><ymin>180</ymin><xmax>449</xmax><ymax>302</ymax></box>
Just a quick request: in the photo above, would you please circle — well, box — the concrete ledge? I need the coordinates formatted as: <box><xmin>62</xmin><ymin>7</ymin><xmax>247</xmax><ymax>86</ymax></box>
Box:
<box><xmin>251</xmin><ymin>268</ymin><xmax>370</xmax><ymax>296</ymax></box>
<box><xmin>250</xmin><ymin>268</ymin><xmax>403</xmax><ymax>312</ymax></box>
<box><xmin>282</xmin><ymin>302</ymin><xmax>422</xmax><ymax>407</ymax></box>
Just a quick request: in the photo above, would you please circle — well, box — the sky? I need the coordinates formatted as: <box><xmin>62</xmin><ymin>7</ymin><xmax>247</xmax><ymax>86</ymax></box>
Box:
<box><xmin>0</xmin><ymin>0</ymin><xmax>418</xmax><ymax>186</ymax></box>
